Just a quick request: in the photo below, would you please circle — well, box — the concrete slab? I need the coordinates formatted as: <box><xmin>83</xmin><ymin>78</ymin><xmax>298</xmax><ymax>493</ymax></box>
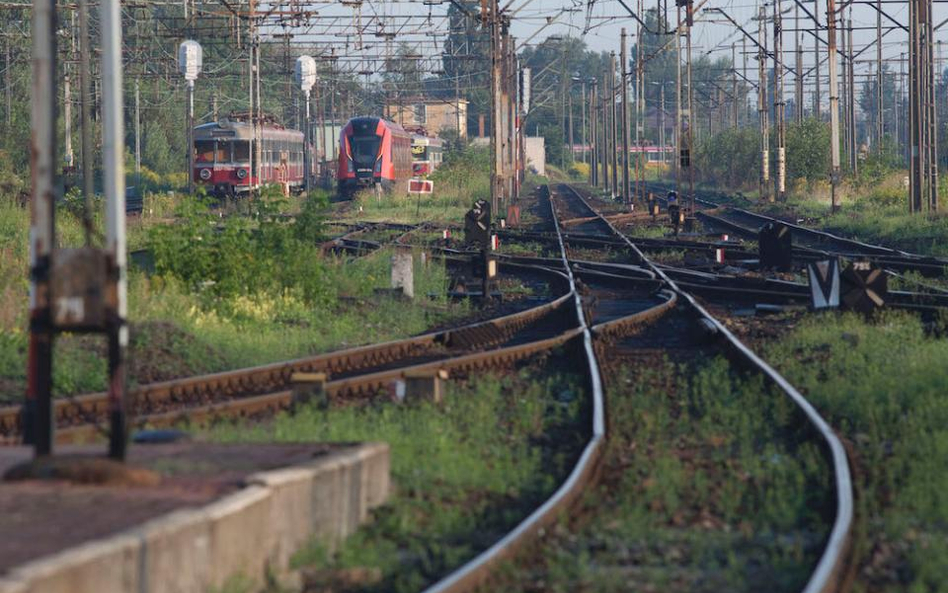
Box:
<box><xmin>0</xmin><ymin>442</ymin><xmax>390</xmax><ymax>593</ymax></box>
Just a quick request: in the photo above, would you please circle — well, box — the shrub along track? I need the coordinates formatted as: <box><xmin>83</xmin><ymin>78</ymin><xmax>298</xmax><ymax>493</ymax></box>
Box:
<box><xmin>416</xmin><ymin>184</ymin><xmax>854</xmax><ymax>593</ymax></box>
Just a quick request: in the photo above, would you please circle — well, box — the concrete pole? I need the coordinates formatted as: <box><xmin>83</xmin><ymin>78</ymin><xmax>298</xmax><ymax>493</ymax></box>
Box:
<box><xmin>101</xmin><ymin>0</ymin><xmax>128</xmax><ymax>460</ymax></box>
<box><xmin>795</xmin><ymin>2</ymin><xmax>803</xmax><ymax>122</ymax></box>
<box><xmin>25</xmin><ymin>0</ymin><xmax>57</xmax><ymax>454</ymax></box>
<box><xmin>846</xmin><ymin>17</ymin><xmax>857</xmax><ymax>174</ymax></box>
<box><xmin>134</xmin><ymin>80</ymin><xmax>141</xmax><ymax>191</ymax></box>
<box><xmin>610</xmin><ymin>52</ymin><xmax>619</xmax><ymax>200</ymax></box>
<box><xmin>815</xmin><ymin>5</ymin><xmax>822</xmax><ymax>120</ymax></box>
<box><xmin>621</xmin><ymin>29</ymin><xmax>630</xmax><ymax>205</ymax></box>
<box><xmin>758</xmin><ymin>4</ymin><xmax>770</xmax><ymax>202</ymax></box>
<box><xmin>827</xmin><ymin>0</ymin><xmax>841</xmax><ymax>211</ymax></box>
<box><xmin>774</xmin><ymin>0</ymin><xmax>786</xmax><ymax>201</ymax></box>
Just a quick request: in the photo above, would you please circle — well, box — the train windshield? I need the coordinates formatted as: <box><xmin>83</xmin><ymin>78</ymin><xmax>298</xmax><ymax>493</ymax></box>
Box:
<box><xmin>349</xmin><ymin>135</ymin><xmax>381</xmax><ymax>166</ymax></box>
<box><xmin>233</xmin><ymin>141</ymin><xmax>250</xmax><ymax>163</ymax></box>
<box><xmin>194</xmin><ymin>140</ymin><xmax>215</xmax><ymax>163</ymax></box>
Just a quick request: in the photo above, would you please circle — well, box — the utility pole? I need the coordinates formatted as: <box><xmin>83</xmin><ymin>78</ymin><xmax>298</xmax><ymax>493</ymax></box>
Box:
<box><xmin>758</xmin><ymin>4</ymin><xmax>770</xmax><ymax>202</ymax></box>
<box><xmin>64</xmin><ymin>71</ymin><xmax>73</xmax><ymax>177</ymax></box>
<box><xmin>846</xmin><ymin>16</ymin><xmax>857</xmax><ymax>174</ymax></box>
<box><xmin>732</xmin><ymin>43</ymin><xmax>739</xmax><ymax>127</ymax></box>
<box><xmin>26</xmin><ymin>0</ymin><xmax>57</xmax><ymax>454</ymax></box>
<box><xmin>488</xmin><ymin>0</ymin><xmax>504</xmax><ymax>214</ymax></box>
<box><xmin>795</xmin><ymin>2</ymin><xmax>803</xmax><ymax>122</ymax></box>
<box><xmin>602</xmin><ymin>71</ymin><xmax>610</xmax><ymax>195</ymax></box>
<box><xmin>134</xmin><ymin>80</ymin><xmax>141</xmax><ymax>190</ymax></box>
<box><xmin>876</xmin><ymin>0</ymin><xmax>883</xmax><ymax>147</ymax></box>
<box><xmin>581</xmin><ymin>80</ymin><xmax>587</xmax><ymax>165</ymax></box>
<box><xmin>79</xmin><ymin>0</ymin><xmax>94</xmax><ymax>205</ymax></box>
<box><xmin>590</xmin><ymin>80</ymin><xmax>598</xmax><ymax>186</ymax></box>
<box><xmin>610</xmin><ymin>52</ymin><xmax>619</xmax><ymax>199</ymax></box>
<box><xmin>814</xmin><ymin>5</ymin><xmax>821</xmax><ymax>120</ymax></box>
<box><xmin>827</xmin><ymin>0</ymin><xmax>841</xmax><ymax>211</ymax></box>
<box><xmin>101</xmin><ymin>0</ymin><xmax>129</xmax><ymax>459</ymax></box>
<box><xmin>773</xmin><ymin>0</ymin><xmax>786</xmax><ymax>201</ymax></box>
<box><xmin>909</xmin><ymin>0</ymin><xmax>938</xmax><ymax>212</ymax></box>
<box><xmin>4</xmin><ymin>39</ymin><xmax>10</xmax><ymax>131</ymax></box>
<box><xmin>621</xmin><ymin>29</ymin><xmax>630</xmax><ymax>205</ymax></box>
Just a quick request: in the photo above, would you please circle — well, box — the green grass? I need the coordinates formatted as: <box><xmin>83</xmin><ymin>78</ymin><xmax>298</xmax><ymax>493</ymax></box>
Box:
<box><xmin>0</xmin><ymin>190</ymin><xmax>471</xmax><ymax>401</ymax></box>
<box><xmin>764</xmin><ymin>311</ymin><xmax>948</xmax><ymax>592</ymax></box>
<box><xmin>210</xmin><ymin>365</ymin><xmax>587</xmax><ymax>593</ymax></box>
<box><xmin>497</xmin><ymin>355</ymin><xmax>832</xmax><ymax>593</ymax></box>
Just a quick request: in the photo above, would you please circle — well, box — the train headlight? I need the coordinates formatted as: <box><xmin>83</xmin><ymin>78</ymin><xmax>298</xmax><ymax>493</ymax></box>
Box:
<box><xmin>236</xmin><ymin>168</ymin><xmax>248</xmax><ymax>180</ymax></box>
<box><xmin>199</xmin><ymin>168</ymin><xmax>212</xmax><ymax>181</ymax></box>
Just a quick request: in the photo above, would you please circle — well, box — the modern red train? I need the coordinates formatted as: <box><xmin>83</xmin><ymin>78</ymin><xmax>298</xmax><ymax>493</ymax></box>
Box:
<box><xmin>193</xmin><ymin>117</ymin><xmax>307</xmax><ymax>197</ymax></box>
<box><xmin>337</xmin><ymin>117</ymin><xmax>413</xmax><ymax>197</ymax></box>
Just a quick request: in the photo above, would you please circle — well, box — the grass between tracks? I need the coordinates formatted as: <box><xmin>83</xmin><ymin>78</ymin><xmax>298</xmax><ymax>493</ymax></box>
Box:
<box><xmin>211</xmin><ymin>362</ymin><xmax>588</xmax><ymax>593</ymax></box>
<box><xmin>492</xmin><ymin>353</ymin><xmax>832</xmax><ymax>593</ymax></box>
<box><xmin>0</xmin><ymin>192</ymin><xmax>468</xmax><ymax>402</ymax></box>
<box><xmin>763</xmin><ymin>311</ymin><xmax>948</xmax><ymax>592</ymax></box>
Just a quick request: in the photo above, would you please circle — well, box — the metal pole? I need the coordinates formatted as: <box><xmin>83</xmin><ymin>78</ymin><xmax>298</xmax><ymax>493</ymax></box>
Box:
<box><xmin>732</xmin><ymin>43</ymin><xmax>739</xmax><ymax>127</ymax></box>
<box><xmin>78</xmin><ymin>0</ymin><xmax>94</xmax><ymax>208</ymax></box>
<box><xmin>64</xmin><ymin>72</ymin><xmax>73</xmax><ymax>175</ymax></box>
<box><xmin>827</xmin><ymin>0</ymin><xmax>841</xmax><ymax>211</ymax></box>
<box><xmin>590</xmin><ymin>81</ymin><xmax>597</xmax><ymax>185</ymax></box>
<box><xmin>846</xmin><ymin>17</ymin><xmax>857</xmax><ymax>174</ymax></box>
<box><xmin>660</xmin><ymin>84</ymin><xmax>665</xmax><ymax>171</ymax></box>
<box><xmin>758</xmin><ymin>4</ymin><xmax>770</xmax><ymax>202</ymax></box>
<box><xmin>876</xmin><ymin>0</ymin><xmax>883</xmax><ymax>147</ymax></box>
<box><xmin>489</xmin><ymin>0</ymin><xmax>502</xmax><ymax>214</ymax></box>
<box><xmin>101</xmin><ymin>0</ymin><xmax>128</xmax><ymax>460</ymax></box>
<box><xmin>25</xmin><ymin>0</ymin><xmax>57</xmax><ymax>454</ymax></box>
<box><xmin>774</xmin><ymin>0</ymin><xmax>786</xmax><ymax>201</ymax></box>
<box><xmin>795</xmin><ymin>3</ymin><xmax>803</xmax><ymax>122</ymax></box>
<box><xmin>5</xmin><ymin>39</ymin><xmax>10</xmax><ymax>131</ymax></box>
<box><xmin>815</xmin><ymin>5</ymin><xmax>822</xmax><ymax>120</ymax></box>
<box><xmin>303</xmin><ymin>89</ymin><xmax>310</xmax><ymax>192</ymax></box>
<box><xmin>621</xmin><ymin>29</ymin><xmax>630</xmax><ymax>205</ymax></box>
<box><xmin>685</xmin><ymin>0</ymin><xmax>695</xmax><ymax>214</ymax></box>
<box><xmin>581</xmin><ymin>81</ymin><xmax>587</xmax><ymax>165</ymax></box>
<box><xmin>610</xmin><ymin>52</ymin><xmax>619</xmax><ymax>199</ymax></box>
<box><xmin>187</xmin><ymin>80</ymin><xmax>194</xmax><ymax>194</ymax></box>
<box><xmin>135</xmin><ymin>80</ymin><xmax>141</xmax><ymax>191</ymax></box>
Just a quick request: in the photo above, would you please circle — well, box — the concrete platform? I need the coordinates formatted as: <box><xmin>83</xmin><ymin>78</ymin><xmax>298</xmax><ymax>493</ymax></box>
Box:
<box><xmin>0</xmin><ymin>442</ymin><xmax>390</xmax><ymax>593</ymax></box>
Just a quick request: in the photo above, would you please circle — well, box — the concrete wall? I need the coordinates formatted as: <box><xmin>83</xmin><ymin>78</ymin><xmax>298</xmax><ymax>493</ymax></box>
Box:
<box><xmin>0</xmin><ymin>443</ymin><xmax>390</xmax><ymax>593</ymax></box>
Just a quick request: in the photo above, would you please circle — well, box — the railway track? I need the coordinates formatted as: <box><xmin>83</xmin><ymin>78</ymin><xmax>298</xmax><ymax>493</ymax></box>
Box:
<box><xmin>418</xmin><ymin>184</ymin><xmax>854</xmax><ymax>593</ymax></box>
<box><xmin>0</xmin><ymin>259</ymin><xmax>576</xmax><ymax>442</ymax></box>
<box><xmin>642</xmin><ymin>181</ymin><xmax>948</xmax><ymax>278</ymax></box>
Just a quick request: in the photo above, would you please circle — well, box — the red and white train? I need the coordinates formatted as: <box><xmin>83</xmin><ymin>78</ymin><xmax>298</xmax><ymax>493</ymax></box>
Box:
<box><xmin>336</xmin><ymin>117</ymin><xmax>445</xmax><ymax>197</ymax></box>
<box><xmin>337</xmin><ymin>117</ymin><xmax>412</xmax><ymax>197</ymax></box>
<box><xmin>192</xmin><ymin>117</ymin><xmax>307</xmax><ymax>197</ymax></box>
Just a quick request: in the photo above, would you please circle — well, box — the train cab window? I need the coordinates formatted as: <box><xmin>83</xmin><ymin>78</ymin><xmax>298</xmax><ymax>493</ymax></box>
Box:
<box><xmin>216</xmin><ymin>142</ymin><xmax>232</xmax><ymax>163</ymax></box>
<box><xmin>195</xmin><ymin>140</ymin><xmax>215</xmax><ymax>163</ymax></box>
<box><xmin>350</xmin><ymin>136</ymin><xmax>381</xmax><ymax>166</ymax></box>
<box><xmin>233</xmin><ymin>141</ymin><xmax>250</xmax><ymax>163</ymax></box>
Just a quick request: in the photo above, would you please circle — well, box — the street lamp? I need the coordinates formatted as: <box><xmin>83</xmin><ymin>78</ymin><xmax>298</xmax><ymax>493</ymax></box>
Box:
<box><xmin>295</xmin><ymin>55</ymin><xmax>317</xmax><ymax>192</ymax></box>
<box><xmin>178</xmin><ymin>40</ymin><xmax>203</xmax><ymax>194</ymax></box>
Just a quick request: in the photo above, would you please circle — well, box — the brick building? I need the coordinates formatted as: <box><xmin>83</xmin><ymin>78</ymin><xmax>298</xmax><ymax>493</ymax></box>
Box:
<box><xmin>383</xmin><ymin>98</ymin><xmax>469</xmax><ymax>139</ymax></box>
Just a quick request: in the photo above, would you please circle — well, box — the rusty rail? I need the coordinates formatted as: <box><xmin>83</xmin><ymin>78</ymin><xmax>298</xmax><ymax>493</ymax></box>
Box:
<box><xmin>561</xmin><ymin>183</ymin><xmax>854</xmax><ymax>593</ymax></box>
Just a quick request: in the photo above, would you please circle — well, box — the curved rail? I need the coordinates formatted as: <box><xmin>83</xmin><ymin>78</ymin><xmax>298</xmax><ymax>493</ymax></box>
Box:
<box><xmin>420</xmin><ymin>184</ymin><xmax>614</xmax><ymax>593</ymax></box>
<box><xmin>561</xmin><ymin>183</ymin><xmax>853</xmax><ymax>593</ymax></box>
<box><xmin>0</xmin><ymin>259</ymin><xmax>572</xmax><ymax>440</ymax></box>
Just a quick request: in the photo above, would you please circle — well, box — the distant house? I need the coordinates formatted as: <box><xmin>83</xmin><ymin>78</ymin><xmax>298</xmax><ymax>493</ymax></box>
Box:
<box><xmin>384</xmin><ymin>98</ymin><xmax>469</xmax><ymax>139</ymax></box>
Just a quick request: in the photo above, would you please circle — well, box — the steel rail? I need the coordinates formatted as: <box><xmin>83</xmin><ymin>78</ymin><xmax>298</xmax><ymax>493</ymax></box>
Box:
<box><xmin>420</xmin><ymin>186</ymin><xmax>610</xmax><ymax>593</ymax></box>
<box><xmin>561</xmin><ymin>183</ymin><xmax>854</xmax><ymax>593</ymax></box>
<box><xmin>0</xmin><ymin>260</ymin><xmax>572</xmax><ymax>439</ymax></box>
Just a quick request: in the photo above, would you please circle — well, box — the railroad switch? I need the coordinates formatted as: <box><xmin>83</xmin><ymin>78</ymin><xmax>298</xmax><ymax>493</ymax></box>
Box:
<box><xmin>290</xmin><ymin>372</ymin><xmax>328</xmax><ymax>409</ymax></box>
<box><xmin>403</xmin><ymin>369</ymin><xmax>449</xmax><ymax>404</ymax></box>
